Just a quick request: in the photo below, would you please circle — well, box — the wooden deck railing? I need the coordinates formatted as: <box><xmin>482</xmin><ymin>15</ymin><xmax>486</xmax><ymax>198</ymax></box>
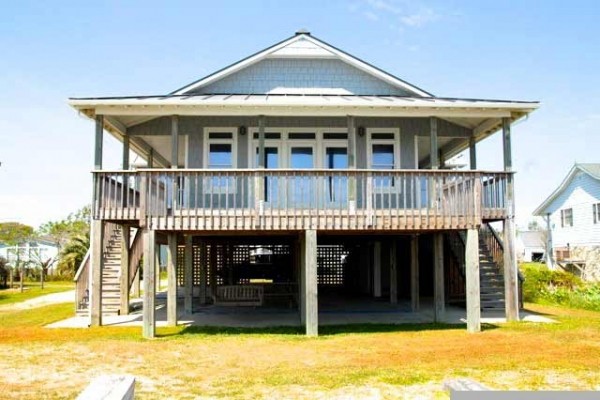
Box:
<box><xmin>92</xmin><ymin>169</ymin><xmax>512</xmax><ymax>231</ymax></box>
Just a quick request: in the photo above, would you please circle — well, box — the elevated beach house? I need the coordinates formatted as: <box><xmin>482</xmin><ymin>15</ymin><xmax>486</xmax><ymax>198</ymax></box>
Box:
<box><xmin>69</xmin><ymin>31</ymin><xmax>538</xmax><ymax>337</ymax></box>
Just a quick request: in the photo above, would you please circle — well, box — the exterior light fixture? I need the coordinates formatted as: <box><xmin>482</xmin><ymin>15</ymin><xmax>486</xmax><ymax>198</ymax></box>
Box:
<box><xmin>239</xmin><ymin>126</ymin><xmax>247</xmax><ymax>136</ymax></box>
<box><xmin>358</xmin><ymin>126</ymin><xmax>365</xmax><ymax>137</ymax></box>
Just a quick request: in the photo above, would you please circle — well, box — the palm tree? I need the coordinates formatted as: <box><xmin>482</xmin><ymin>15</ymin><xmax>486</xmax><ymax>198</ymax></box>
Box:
<box><xmin>57</xmin><ymin>234</ymin><xmax>90</xmax><ymax>277</ymax></box>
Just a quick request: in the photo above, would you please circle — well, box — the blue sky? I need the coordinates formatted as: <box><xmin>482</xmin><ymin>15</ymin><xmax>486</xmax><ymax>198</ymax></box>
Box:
<box><xmin>1</xmin><ymin>0</ymin><xmax>599</xmax><ymax>228</ymax></box>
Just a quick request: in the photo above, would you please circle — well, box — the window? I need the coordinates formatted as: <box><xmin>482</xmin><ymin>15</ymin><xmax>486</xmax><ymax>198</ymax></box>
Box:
<box><xmin>368</xmin><ymin>129</ymin><xmax>399</xmax><ymax>188</ymax></box>
<box><xmin>561</xmin><ymin>208</ymin><xmax>573</xmax><ymax>227</ymax></box>
<box><xmin>594</xmin><ymin>203</ymin><xmax>600</xmax><ymax>224</ymax></box>
<box><xmin>204</xmin><ymin>129</ymin><xmax>237</xmax><ymax>193</ymax></box>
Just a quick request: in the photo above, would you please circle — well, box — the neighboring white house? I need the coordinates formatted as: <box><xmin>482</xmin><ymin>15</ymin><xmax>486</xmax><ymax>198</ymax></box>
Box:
<box><xmin>0</xmin><ymin>238</ymin><xmax>60</xmax><ymax>273</ymax></box>
<box><xmin>516</xmin><ymin>231</ymin><xmax>546</xmax><ymax>262</ymax></box>
<box><xmin>533</xmin><ymin>163</ymin><xmax>600</xmax><ymax>280</ymax></box>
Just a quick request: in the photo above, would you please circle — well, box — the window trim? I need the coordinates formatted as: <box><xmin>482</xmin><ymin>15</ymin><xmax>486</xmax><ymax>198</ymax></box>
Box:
<box><xmin>560</xmin><ymin>208</ymin><xmax>573</xmax><ymax>228</ymax></box>
<box><xmin>202</xmin><ymin>127</ymin><xmax>238</xmax><ymax>195</ymax></box>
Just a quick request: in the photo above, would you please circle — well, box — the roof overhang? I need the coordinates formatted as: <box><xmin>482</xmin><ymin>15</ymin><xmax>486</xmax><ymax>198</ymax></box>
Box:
<box><xmin>533</xmin><ymin>164</ymin><xmax>600</xmax><ymax>216</ymax></box>
<box><xmin>69</xmin><ymin>94</ymin><xmax>538</xmax><ymax>168</ymax></box>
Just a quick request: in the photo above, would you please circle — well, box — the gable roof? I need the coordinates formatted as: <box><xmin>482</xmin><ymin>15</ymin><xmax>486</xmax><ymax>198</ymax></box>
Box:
<box><xmin>171</xmin><ymin>31</ymin><xmax>433</xmax><ymax>97</ymax></box>
<box><xmin>519</xmin><ymin>231</ymin><xmax>545</xmax><ymax>248</ymax></box>
<box><xmin>533</xmin><ymin>163</ymin><xmax>600</xmax><ymax>215</ymax></box>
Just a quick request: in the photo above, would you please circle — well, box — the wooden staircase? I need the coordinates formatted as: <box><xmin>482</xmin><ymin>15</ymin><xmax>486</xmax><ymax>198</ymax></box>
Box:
<box><xmin>101</xmin><ymin>226</ymin><xmax>123</xmax><ymax>316</ymax></box>
<box><xmin>74</xmin><ymin>223</ymin><xmax>143</xmax><ymax>317</ymax></box>
<box><xmin>478</xmin><ymin>236</ymin><xmax>506</xmax><ymax>311</ymax></box>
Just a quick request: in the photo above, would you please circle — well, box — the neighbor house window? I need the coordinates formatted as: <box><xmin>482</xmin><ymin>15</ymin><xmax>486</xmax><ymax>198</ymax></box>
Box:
<box><xmin>594</xmin><ymin>203</ymin><xmax>600</xmax><ymax>224</ymax></box>
<box><xmin>561</xmin><ymin>208</ymin><xmax>573</xmax><ymax>227</ymax></box>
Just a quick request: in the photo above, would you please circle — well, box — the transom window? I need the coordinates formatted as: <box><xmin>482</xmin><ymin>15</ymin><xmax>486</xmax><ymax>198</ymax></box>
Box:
<box><xmin>561</xmin><ymin>208</ymin><xmax>573</xmax><ymax>227</ymax></box>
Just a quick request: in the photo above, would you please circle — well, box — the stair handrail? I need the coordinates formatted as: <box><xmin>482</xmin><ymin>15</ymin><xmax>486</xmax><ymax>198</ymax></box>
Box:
<box><xmin>74</xmin><ymin>249</ymin><xmax>91</xmax><ymax>312</ymax></box>
<box><xmin>128</xmin><ymin>228</ymin><xmax>144</xmax><ymax>289</ymax></box>
<box><xmin>480</xmin><ymin>222</ymin><xmax>525</xmax><ymax>308</ymax></box>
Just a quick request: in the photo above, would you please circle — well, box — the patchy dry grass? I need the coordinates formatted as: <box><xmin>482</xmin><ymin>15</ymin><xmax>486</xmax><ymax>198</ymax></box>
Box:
<box><xmin>0</xmin><ymin>281</ymin><xmax>73</xmax><ymax>306</ymax></box>
<box><xmin>0</xmin><ymin>303</ymin><xmax>599</xmax><ymax>399</ymax></box>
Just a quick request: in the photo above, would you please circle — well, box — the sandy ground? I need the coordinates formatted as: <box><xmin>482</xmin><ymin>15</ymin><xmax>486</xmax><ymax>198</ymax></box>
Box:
<box><xmin>0</xmin><ymin>290</ymin><xmax>75</xmax><ymax>311</ymax></box>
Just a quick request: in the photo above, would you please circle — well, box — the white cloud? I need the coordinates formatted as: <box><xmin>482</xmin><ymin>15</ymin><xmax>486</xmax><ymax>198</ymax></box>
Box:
<box><xmin>364</xmin><ymin>11</ymin><xmax>379</xmax><ymax>21</ymax></box>
<box><xmin>361</xmin><ymin>0</ymin><xmax>441</xmax><ymax>28</ymax></box>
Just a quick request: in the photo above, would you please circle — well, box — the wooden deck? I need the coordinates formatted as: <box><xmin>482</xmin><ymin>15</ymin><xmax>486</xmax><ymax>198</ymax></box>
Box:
<box><xmin>92</xmin><ymin>169</ymin><xmax>511</xmax><ymax>231</ymax></box>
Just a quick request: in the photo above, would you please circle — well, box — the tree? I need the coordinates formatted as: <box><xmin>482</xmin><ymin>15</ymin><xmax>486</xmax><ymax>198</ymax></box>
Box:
<box><xmin>28</xmin><ymin>249</ymin><xmax>56</xmax><ymax>289</ymax></box>
<box><xmin>57</xmin><ymin>234</ymin><xmax>90</xmax><ymax>278</ymax></box>
<box><xmin>0</xmin><ymin>257</ymin><xmax>8</xmax><ymax>289</ymax></box>
<box><xmin>38</xmin><ymin>205</ymin><xmax>91</xmax><ymax>252</ymax></box>
<box><xmin>0</xmin><ymin>222</ymin><xmax>34</xmax><ymax>292</ymax></box>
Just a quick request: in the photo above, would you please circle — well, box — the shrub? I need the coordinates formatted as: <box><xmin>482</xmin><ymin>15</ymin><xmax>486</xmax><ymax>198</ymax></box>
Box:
<box><xmin>521</xmin><ymin>262</ymin><xmax>600</xmax><ymax>311</ymax></box>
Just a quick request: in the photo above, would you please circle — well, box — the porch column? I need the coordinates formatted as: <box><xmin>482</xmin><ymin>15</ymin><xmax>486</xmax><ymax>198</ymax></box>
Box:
<box><xmin>301</xmin><ymin>230</ymin><xmax>318</xmax><ymax>336</ymax></box>
<box><xmin>147</xmin><ymin>149</ymin><xmax>154</xmax><ymax>168</ymax></box>
<box><xmin>433</xmin><ymin>233</ymin><xmax>445</xmax><ymax>322</ymax></box>
<box><xmin>167</xmin><ymin>233</ymin><xmax>178</xmax><ymax>326</ymax></box>
<box><xmin>410</xmin><ymin>235</ymin><xmax>420</xmax><ymax>312</ymax></box>
<box><xmin>389</xmin><ymin>240</ymin><xmax>397</xmax><ymax>305</ymax></box>
<box><xmin>257</xmin><ymin>115</ymin><xmax>266</xmax><ymax>168</ymax></box>
<box><xmin>373</xmin><ymin>241</ymin><xmax>382</xmax><ymax>297</ymax></box>
<box><xmin>545</xmin><ymin>213</ymin><xmax>554</xmax><ymax>270</ymax></box>
<box><xmin>90</xmin><ymin>219</ymin><xmax>104</xmax><ymax>327</ymax></box>
<box><xmin>430</xmin><ymin>117</ymin><xmax>439</xmax><ymax>169</ymax></box>
<box><xmin>171</xmin><ymin>115</ymin><xmax>179</xmax><ymax>168</ymax></box>
<box><xmin>347</xmin><ymin>115</ymin><xmax>356</xmax><ymax>211</ymax></box>
<box><xmin>142</xmin><ymin>229</ymin><xmax>157</xmax><ymax>338</ymax></box>
<box><xmin>94</xmin><ymin>115</ymin><xmax>103</xmax><ymax>170</ymax></box>
<box><xmin>465</xmin><ymin>229</ymin><xmax>481</xmax><ymax>332</ymax></box>
<box><xmin>469</xmin><ymin>136</ymin><xmax>477</xmax><ymax>170</ymax></box>
<box><xmin>502</xmin><ymin>117</ymin><xmax>519</xmax><ymax>322</ymax></box>
<box><xmin>184</xmin><ymin>235</ymin><xmax>193</xmax><ymax>313</ymax></box>
<box><xmin>122</xmin><ymin>134</ymin><xmax>130</xmax><ymax>170</ymax></box>
<box><xmin>119</xmin><ymin>224</ymin><xmax>130</xmax><ymax>316</ymax></box>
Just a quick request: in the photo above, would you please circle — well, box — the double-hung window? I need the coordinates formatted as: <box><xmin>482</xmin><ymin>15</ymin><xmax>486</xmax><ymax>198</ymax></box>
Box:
<box><xmin>368</xmin><ymin>130</ymin><xmax>399</xmax><ymax>189</ymax></box>
<box><xmin>205</xmin><ymin>130</ymin><xmax>236</xmax><ymax>193</ymax></box>
<box><xmin>561</xmin><ymin>208</ymin><xmax>573</xmax><ymax>227</ymax></box>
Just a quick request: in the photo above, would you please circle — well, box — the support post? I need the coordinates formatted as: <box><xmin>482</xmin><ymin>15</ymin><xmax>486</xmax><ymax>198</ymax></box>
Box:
<box><xmin>199</xmin><ymin>240</ymin><xmax>207</xmax><ymax>305</ymax></box>
<box><xmin>147</xmin><ymin>149</ymin><xmax>154</xmax><ymax>168</ymax></box>
<box><xmin>301</xmin><ymin>230</ymin><xmax>318</xmax><ymax>336</ymax></box>
<box><xmin>502</xmin><ymin>117</ymin><xmax>519</xmax><ymax>322</ymax></box>
<box><xmin>258</xmin><ymin>115</ymin><xmax>265</xmax><ymax>168</ymax></box>
<box><xmin>167</xmin><ymin>233</ymin><xmax>178</xmax><ymax>326</ymax></box>
<box><xmin>94</xmin><ymin>115</ymin><xmax>104</xmax><ymax>170</ymax></box>
<box><xmin>119</xmin><ymin>225</ymin><xmax>130</xmax><ymax>316</ymax></box>
<box><xmin>184</xmin><ymin>235</ymin><xmax>193</xmax><ymax>313</ymax></box>
<box><xmin>389</xmin><ymin>240</ymin><xmax>397</xmax><ymax>305</ymax></box>
<box><xmin>299</xmin><ymin>234</ymin><xmax>306</xmax><ymax>325</ymax></box>
<box><xmin>373</xmin><ymin>241</ymin><xmax>382</xmax><ymax>297</ymax></box>
<box><xmin>122</xmin><ymin>134</ymin><xmax>130</xmax><ymax>170</ymax></box>
<box><xmin>469</xmin><ymin>135</ymin><xmax>477</xmax><ymax>170</ymax></box>
<box><xmin>171</xmin><ymin>115</ymin><xmax>179</xmax><ymax>168</ymax></box>
<box><xmin>433</xmin><ymin>233</ymin><xmax>445</xmax><ymax>322</ymax></box>
<box><xmin>347</xmin><ymin>116</ymin><xmax>356</xmax><ymax>211</ymax></box>
<box><xmin>465</xmin><ymin>229</ymin><xmax>481</xmax><ymax>333</ymax></box>
<box><xmin>90</xmin><ymin>220</ymin><xmax>104</xmax><ymax>327</ymax></box>
<box><xmin>142</xmin><ymin>229</ymin><xmax>156</xmax><ymax>338</ymax></box>
<box><xmin>430</xmin><ymin>117</ymin><xmax>439</xmax><ymax>169</ymax></box>
<box><xmin>410</xmin><ymin>235</ymin><xmax>420</xmax><ymax>312</ymax></box>
<box><xmin>131</xmin><ymin>267</ymin><xmax>140</xmax><ymax>298</ymax></box>
<box><xmin>545</xmin><ymin>213</ymin><xmax>554</xmax><ymax>270</ymax></box>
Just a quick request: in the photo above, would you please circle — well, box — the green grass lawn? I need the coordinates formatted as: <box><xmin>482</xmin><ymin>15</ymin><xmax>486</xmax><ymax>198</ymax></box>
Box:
<box><xmin>0</xmin><ymin>301</ymin><xmax>598</xmax><ymax>399</ymax></box>
<box><xmin>0</xmin><ymin>281</ymin><xmax>74</xmax><ymax>306</ymax></box>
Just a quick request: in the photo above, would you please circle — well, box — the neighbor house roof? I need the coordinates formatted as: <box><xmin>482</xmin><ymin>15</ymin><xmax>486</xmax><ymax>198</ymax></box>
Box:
<box><xmin>519</xmin><ymin>231</ymin><xmax>545</xmax><ymax>248</ymax></box>
<box><xmin>533</xmin><ymin>163</ymin><xmax>600</xmax><ymax>215</ymax></box>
